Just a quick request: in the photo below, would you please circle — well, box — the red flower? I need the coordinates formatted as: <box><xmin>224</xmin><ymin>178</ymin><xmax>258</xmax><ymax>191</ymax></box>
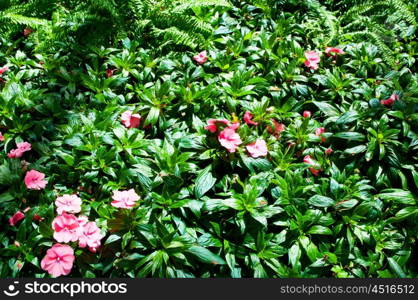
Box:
<box><xmin>325</xmin><ymin>148</ymin><xmax>333</xmax><ymax>155</ymax></box>
<box><xmin>204</xmin><ymin>119</ymin><xmax>230</xmax><ymax>133</ymax></box>
<box><xmin>0</xmin><ymin>66</ymin><xmax>9</xmax><ymax>75</ymax></box>
<box><xmin>267</xmin><ymin>119</ymin><xmax>285</xmax><ymax>138</ymax></box>
<box><xmin>106</xmin><ymin>69</ymin><xmax>116</xmax><ymax>78</ymax></box>
<box><xmin>325</xmin><ymin>47</ymin><xmax>344</xmax><ymax>57</ymax></box>
<box><xmin>303</xmin><ymin>111</ymin><xmax>311</xmax><ymax>118</ymax></box>
<box><xmin>243</xmin><ymin>111</ymin><xmax>258</xmax><ymax>126</ymax></box>
<box><xmin>121</xmin><ymin>110</ymin><xmax>141</xmax><ymax>128</ymax></box>
<box><xmin>315</xmin><ymin>127</ymin><xmax>326</xmax><ymax>142</ymax></box>
<box><xmin>9</xmin><ymin>211</ymin><xmax>25</xmax><ymax>226</ymax></box>
<box><xmin>23</xmin><ymin>28</ymin><xmax>33</xmax><ymax>37</ymax></box>
<box><xmin>380</xmin><ymin>93</ymin><xmax>399</xmax><ymax>106</ymax></box>
<box><xmin>303</xmin><ymin>155</ymin><xmax>320</xmax><ymax>176</ymax></box>
<box><xmin>33</xmin><ymin>214</ymin><xmax>43</xmax><ymax>221</ymax></box>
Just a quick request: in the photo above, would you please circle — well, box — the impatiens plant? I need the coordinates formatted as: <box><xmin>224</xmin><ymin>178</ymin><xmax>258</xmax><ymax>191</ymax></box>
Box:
<box><xmin>0</xmin><ymin>0</ymin><xmax>417</xmax><ymax>278</ymax></box>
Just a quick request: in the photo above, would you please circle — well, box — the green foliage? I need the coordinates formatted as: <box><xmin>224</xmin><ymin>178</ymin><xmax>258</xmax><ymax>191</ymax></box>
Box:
<box><xmin>1</xmin><ymin>0</ymin><xmax>231</xmax><ymax>52</ymax></box>
<box><xmin>0</xmin><ymin>0</ymin><xmax>417</xmax><ymax>278</ymax></box>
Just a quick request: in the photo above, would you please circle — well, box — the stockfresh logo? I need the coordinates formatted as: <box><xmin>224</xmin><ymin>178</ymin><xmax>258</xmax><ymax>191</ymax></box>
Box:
<box><xmin>3</xmin><ymin>281</ymin><xmax>20</xmax><ymax>297</ymax></box>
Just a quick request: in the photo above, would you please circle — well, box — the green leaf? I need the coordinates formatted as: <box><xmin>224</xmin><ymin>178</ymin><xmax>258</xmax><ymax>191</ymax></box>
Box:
<box><xmin>395</xmin><ymin>207</ymin><xmax>418</xmax><ymax>219</ymax></box>
<box><xmin>186</xmin><ymin>245</ymin><xmax>225</xmax><ymax>265</ymax></box>
<box><xmin>145</xmin><ymin>107</ymin><xmax>160</xmax><ymax>125</ymax></box>
<box><xmin>333</xmin><ymin>132</ymin><xmax>366</xmax><ymax>142</ymax></box>
<box><xmin>308</xmin><ymin>195</ymin><xmax>335</xmax><ymax>207</ymax></box>
<box><xmin>313</xmin><ymin>101</ymin><xmax>339</xmax><ymax>117</ymax></box>
<box><xmin>55</xmin><ymin>150</ymin><xmax>75</xmax><ymax>166</ymax></box>
<box><xmin>0</xmin><ymin>192</ymin><xmax>14</xmax><ymax>203</ymax></box>
<box><xmin>288</xmin><ymin>243</ymin><xmax>301</xmax><ymax>268</ymax></box>
<box><xmin>344</xmin><ymin>145</ymin><xmax>367</xmax><ymax>155</ymax></box>
<box><xmin>336</xmin><ymin>111</ymin><xmax>359</xmax><ymax>124</ymax></box>
<box><xmin>105</xmin><ymin>234</ymin><xmax>121</xmax><ymax>245</ymax></box>
<box><xmin>378</xmin><ymin>189</ymin><xmax>416</xmax><ymax>205</ymax></box>
<box><xmin>387</xmin><ymin>257</ymin><xmax>406</xmax><ymax>278</ymax></box>
<box><xmin>307</xmin><ymin>225</ymin><xmax>333</xmax><ymax>235</ymax></box>
<box><xmin>0</xmin><ymin>165</ymin><xmax>13</xmax><ymax>185</ymax></box>
<box><xmin>194</xmin><ymin>166</ymin><xmax>216</xmax><ymax>199</ymax></box>
<box><xmin>387</xmin><ymin>207</ymin><xmax>418</xmax><ymax>223</ymax></box>
<box><xmin>39</xmin><ymin>222</ymin><xmax>53</xmax><ymax>238</ymax></box>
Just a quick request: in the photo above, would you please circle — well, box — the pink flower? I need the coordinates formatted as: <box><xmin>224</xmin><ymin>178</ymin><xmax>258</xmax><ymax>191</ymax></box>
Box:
<box><xmin>218</xmin><ymin>127</ymin><xmax>242</xmax><ymax>153</ymax></box>
<box><xmin>380</xmin><ymin>93</ymin><xmax>399</xmax><ymax>106</ymax></box>
<box><xmin>267</xmin><ymin>119</ymin><xmax>285</xmax><ymax>138</ymax></box>
<box><xmin>9</xmin><ymin>211</ymin><xmax>25</xmax><ymax>226</ymax></box>
<box><xmin>315</xmin><ymin>127</ymin><xmax>326</xmax><ymax>142</ymax></box>
<box><xmin>17</xmin><ymin>142</ymin><xmax>31</xmax><ymax>152</ymax></box>
<box><xmin>52</xmin><ymin>213</ymin><xmax>80</xmax><ymax>243</ymax></box>
<box><xmin>303</xmin><ymin>155</ymin><xmax>320</xmax><ymax>176</ymax></box>
<box><xmin>78</xmin><ymin>221</ymin><xmax>103</xmax><ymax>250</ymax></box>
<box><xmin>228</xmin><ymin>122</ymin><xmax>240</xmax><ymax>130</ymax></box>
<box><xmin>121</xmin><ymin>110</ymin><xmax>141</xmax><ymax>128</ymax></box>
<box><xmin>40</xmin><ymin>244</ymin><xmax>75</xmax><ymax>277</ymax></box>
<box><xmin>77</xmin><ymin>215</ymin><xmax>89</xmax><ymax>226</ymax></box>
<box><xmin>205</xmin><ymin>119</ymin><xmax>230</xmax><ymax>133</ymax></box>
<box><xmin>0</xmin><ymin>66</ymin><xmax>9</xmax><ymax>75</ymax></box>
<box><xmin>55</xmin><ymin>194</ymin><xmax>82</xmax><ymax>215</ymax></box>
<box><xmin>193</xmin><ymin>51</ymin><xmax>208</xmax><ymax>65</ymax></box>
<box><xmin>24</xmin><ymin>170</ymin><xmax>47</xmax><ymax>190</ymax></box>
<box><xmin>304</xmin><ymin>51</ymin><xmax>320</xmax><ymax>70</ymax></box>
<box><xmin>303</xmin><ymin>111</ymin><xmax>312</xmax><ymax>118</ymax></box>
<box><xmin>8</xmin><ymin>149</ymin><xmax>23</xmax><ymax>158</ymax></box>
<box><xmin>325</xmin><ymin>47</ymin><xmax>345</xmax><ymax>57</ymax></box>
<box><xmin>8</xmin><ymin>142</ymin><xmax>32</xmax><ymax>158</ymax></box>
<box><xmin>111</xmin><ymin>189</ymin><xmax>140</xmax><ymax>209</ymax></box>
<box><xmin>246</xmin><ymin>139</ymin><xmax>268</xmax><ymax>158</ymax></box>
<box><xmin>0</xmin><ymin>132</ymin><xmax>4</xmax><ymax>142</ymax></box>
<box><xmin>243</xmin><ymin>111</ymin><xmax>258</xmax><ymax>126</ymax></box>
<box><xmin>325</xmin><ymin>148</ymin><xmax>333</xmax><ymax>155</ymax></box>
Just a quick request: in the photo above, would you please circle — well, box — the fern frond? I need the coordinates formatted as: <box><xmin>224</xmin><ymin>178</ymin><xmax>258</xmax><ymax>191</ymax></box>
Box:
<box><xmin>173</xmin><ymin>0</ymin><xmax>231</xmax><ymax>12</ymax></box>
<box><xmin>153</xmin><ymin>27</ymin><xmax>203</xmax><ymax>49</ymax></box>
<box><xmin>341</xmin><ymin>30</ymin><xmax>396</xmax><ymax>66</ymax></box>
<box><xmin>304</xmin><ymin>1</ymin><xmax>339</xmax><ymax>45</ymax></box>
<box><xmin>390</xmin><ymin>0</ymin><xmax>416</xmax><ymax>25</ymax></box>
<box><xmin>1</xmin><ymin>13</ymin><xmax>48</xmax><ymax>27</ymax></box>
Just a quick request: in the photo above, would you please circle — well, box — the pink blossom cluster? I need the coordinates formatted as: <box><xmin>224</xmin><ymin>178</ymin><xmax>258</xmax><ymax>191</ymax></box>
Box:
<box><xmin>304</xmin><ymin>47</ymin><xmax>345</xmax><ymax>70</ymax></box>
<box><xmin>111</xmin><ymin>189</ymin><xmax>140</xmax><ymax>209</ymax></box>
<box><xmin>40</xmin><ymin>194</ymin><xmax>103</xmax><ymax>277</ymax></box>
<box><xmin>205</xmin><ymin>115</ymin><xmax>269</xmax><ymax>158</ymax></box>
<box><xmin>8</xmin><ymin>141</ymin><xmax>32</xmax><ymax>158</ymax></box>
